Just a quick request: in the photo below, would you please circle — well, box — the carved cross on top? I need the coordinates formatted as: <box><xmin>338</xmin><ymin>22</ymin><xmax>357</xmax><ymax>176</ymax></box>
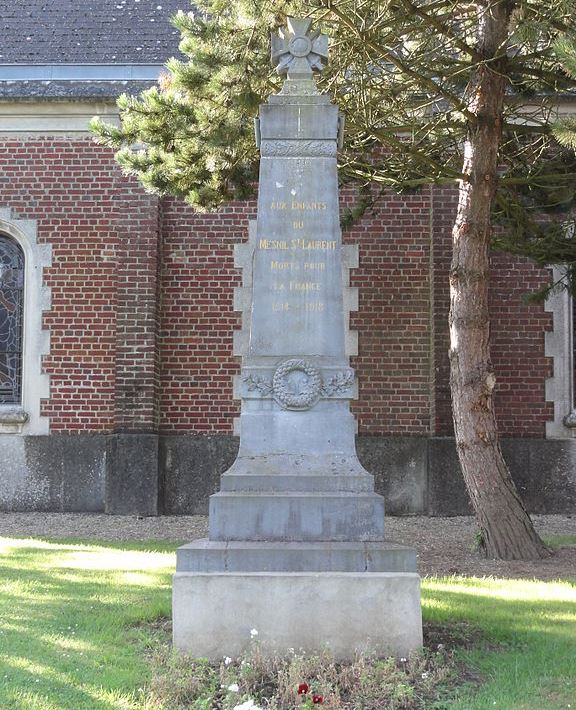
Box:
<box><xmin>271</xmin><ymin>17</ymin><xmax>328</xmax><ymax>79</ymax></box>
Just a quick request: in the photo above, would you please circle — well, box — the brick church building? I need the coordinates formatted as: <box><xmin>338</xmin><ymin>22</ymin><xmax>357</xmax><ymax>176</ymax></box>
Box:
<box><xmin>0</xmin><ymin>0</ymin><xmax>574</xmax><ymax>516</ymax></box>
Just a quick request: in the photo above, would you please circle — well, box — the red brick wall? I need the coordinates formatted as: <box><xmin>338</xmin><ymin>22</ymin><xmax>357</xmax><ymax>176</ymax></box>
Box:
<box><xmin>113</xmin><ymin>177</ymin><xmax>161</xmax><ymax>432</ymax></box>
<box><xmin>488</xmin><ymin>253</ymin><xmax>553</xmax><ymax>436</ymax></box>
<box><xmin>344</xmin><ymin>188</ymin><xmax>433</xmax><ymax>435</ymax></box>
<box><xmin>0</xmin><ymin>138</ymin><xmax>555</xmax><ymax>437</ymax></box>
<box><xmin>158</xmin><ymin>198</ymin><xmax>247</xmax><ymax>433</ymax></box>
<box><xmin>0</xmin><ymin>138</ymin><xmax>118</xmax><ymax>431</ymax></box>
<box><xmin>0</xmin><ymin>138</ymin><xmax>165</xmax><ymax>432</ymax></box>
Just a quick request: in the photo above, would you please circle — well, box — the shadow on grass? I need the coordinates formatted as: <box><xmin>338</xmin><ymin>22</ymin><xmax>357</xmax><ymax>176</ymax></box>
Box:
<box><xmin>0</xmin><ymin>539</ymin><xmax>176</xmax><ymax>710</ymax></box>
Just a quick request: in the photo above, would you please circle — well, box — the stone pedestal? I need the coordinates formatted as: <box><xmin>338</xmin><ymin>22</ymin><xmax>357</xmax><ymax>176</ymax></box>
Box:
<box><xmin>173</xmin><ymin>572</ymin><xmax>422</xmax><ymax>660</ymax></box>
<box><xmin>172</xmin><ymin>17</ymin><xmax>422</xmax><ymax>659</ymax></box>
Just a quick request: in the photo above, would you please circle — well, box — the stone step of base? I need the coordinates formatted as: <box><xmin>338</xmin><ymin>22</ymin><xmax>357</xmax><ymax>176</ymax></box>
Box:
<box><xmin>208</xmin><ymin>491</ymin><xmax>385</xmax><ymax>542</ymax></box>
<box><xmin>220</xmin><ymin>473</ymin><xmax>374</xmax><ymax>492</ymax></box>
<box><xmin>176</xmin><ymin>539</ymin><xmax>417</xmax><ymax>573</ymax></box>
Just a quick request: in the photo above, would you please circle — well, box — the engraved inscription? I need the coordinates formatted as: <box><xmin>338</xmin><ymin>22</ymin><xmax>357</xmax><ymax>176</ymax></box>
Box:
<box><xmin>259</xmin><ymin>239</ymin><xmax>289</xmax><ymax>250</ymax></box>
<box><xmin>259</xmin><ymin>238</ymin><xmax>336</xmax><ymax>251</ymax></box>
<box><xmin>291</xmin><ymin>201</ymin><xmax>327</xmax><ymax>210</ymax></box>
<box><xmin>291</xmin><ymin>238</ymin><xmax>336</xmax><ymax>250</ymax></box>
<box><xmin>303</xmin><ymin>302</ymin><xmax>324</xmax><ymax>312</ymax></box>
<box><xmin>271</xmin><ymin>301</ymin><xmax>325</xmax><ymax>312</ymax></box>
<box><xmin>257</xmin><ymin>193</ymin><xmax>335</xmax><ymax>317</ymax></box>
<box><xmin>269</xmin><ymin>200</ymin><xmax>328</xmax><ymax>210</ymax></box>
<box><xmin>271</xmin><ymin>261</ymin><xmax>296</xmax><ymax>270</ymax></box>
<box><xmin>260</xmin><ymin>139</ymin><xmax>337</xmax><ymax>157</ymax></box>
<box><xmin>289</xmin><ymin>281</ymin><xmax>321</xmax><ymax>291</ymax></box>
<box><xmin>304</xmin><ymin>262</ymin><xmax>325</xmax><ymax>271</ymax></box>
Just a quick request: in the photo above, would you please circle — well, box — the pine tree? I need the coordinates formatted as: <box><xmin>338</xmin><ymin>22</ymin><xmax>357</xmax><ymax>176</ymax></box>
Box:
<box><xmin>92</xmin><ymin>0</ymin><xmax>576</xmax><ymax>559</ymax></box>
<box><xmin>553</xmin><ymin>35</ymin><xmax>576</xmax><ymax>151</ymax></box>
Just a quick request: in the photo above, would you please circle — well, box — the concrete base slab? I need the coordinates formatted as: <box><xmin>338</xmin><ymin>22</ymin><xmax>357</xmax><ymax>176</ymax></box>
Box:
<box><xmin>172</xmin><ymin>571</ymin><xmax>422</xmax><ymax>659</ymax></box>
<box><xmin>176</xmin><ymin>539</ymin><xmax>417</xmax><ymax>572</ymax></box>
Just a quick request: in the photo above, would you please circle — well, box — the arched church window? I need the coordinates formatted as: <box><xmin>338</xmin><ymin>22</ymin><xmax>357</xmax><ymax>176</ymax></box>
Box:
<box><xmin>0</xmin><ymin>235</ymin><xmax>25</xmax><ymax>404</ymax></box>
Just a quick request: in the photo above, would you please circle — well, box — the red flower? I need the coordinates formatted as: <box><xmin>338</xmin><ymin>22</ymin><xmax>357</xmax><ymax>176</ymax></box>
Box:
<box><xmin>312</xmin><ymin>695</ymin><xmax>324</xmax><ymax>704</ymax></box>
<box><xmin>297</xmin><ymin>683</ymin><xmax>309</xmax><ymax>695</ymax></box>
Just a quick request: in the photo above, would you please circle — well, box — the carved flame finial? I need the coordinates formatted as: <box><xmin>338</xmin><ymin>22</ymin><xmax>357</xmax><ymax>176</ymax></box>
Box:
<box><xmin>271</xmin><ymin>17</ymin><xmax>328</xmax><ymax>79</ymax></box>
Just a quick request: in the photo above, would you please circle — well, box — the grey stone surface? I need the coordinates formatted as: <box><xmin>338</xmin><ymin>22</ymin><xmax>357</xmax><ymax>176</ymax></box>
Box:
<box><xmin>357</xmin><ymin>437</ymin><xmax>428</xmax><ymax>514</ymax></box>
<box><xmin>220</xmin><ymin>473</ymin><xmax>374</xmax><ymax>492</ymax></box>
<box><xmin>0</xmin><ymin>434</ymin><xmax>105</xmax><ymax>512</ymax></box>
<box><xmin>522</xmin><ymin>439</ymin><xmax>576</xmax><ymax>513</ymax></box>
<box><xmin>208</xmin><ymin>491</ymin><xmax>385</xmax><ymax>541</ymax></box>
<box><xmin>172</xmin><ymin>572</ymin><xmax>423</xmax><ymax>660</ymax></box>
<box><xmin>427</xmin><ymin>438</ymin><xmax>473</xmax><ymax>516</ymax></box>
<box><xmin>1</xmin><ymin>433</ymin><xmax>574</xmax><ymax>515</ymax></box>
<box><xmin>427</xmin><ymin>437</ymin><xmax>576</xmax><ymax>515</ymax></box>
<box><xmin>160</xmin><ymin>435</ymin><xmax>238</xmax><ymax>515</ymax></box>
<box><xmin>105</xmin><ymin>433</ymin><xmax>159</xmax><ymax>516</ymax></box>
<box><xmin>211</xmin><ymin>22</ymin><xmax>378</xmax><ymax>520</ymax></box>
<box><xmin>176</xmin><ymin>540</ymin><xmax>417</xmax><ymax>573</ymax></box>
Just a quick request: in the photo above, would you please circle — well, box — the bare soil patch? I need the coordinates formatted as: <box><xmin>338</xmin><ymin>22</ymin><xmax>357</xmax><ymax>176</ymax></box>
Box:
<box><xmin>1</xmin><ymin>512</ymin><xmax>575</xmax><ymax>579</ymax></box>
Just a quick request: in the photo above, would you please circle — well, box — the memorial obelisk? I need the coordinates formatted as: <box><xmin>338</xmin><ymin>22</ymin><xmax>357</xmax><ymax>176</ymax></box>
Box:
<box><xmin>173</xmin><ymin>17</ymin><xmax>422</xmax><ymax>658</ymax></box>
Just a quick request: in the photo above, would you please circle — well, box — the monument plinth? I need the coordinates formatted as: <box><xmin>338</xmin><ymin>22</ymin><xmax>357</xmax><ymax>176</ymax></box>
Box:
<box><xmin>173</xmin><ymin>17</ymin><xmax>422</xmax><ymax>659</ymax></box>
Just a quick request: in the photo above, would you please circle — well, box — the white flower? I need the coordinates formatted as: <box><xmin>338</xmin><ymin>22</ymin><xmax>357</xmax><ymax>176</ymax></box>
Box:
<box><xmin>233</xmin><ymin>700</ymin><xmax>262</xmax><ymax>710</ymax></box>
<box><xmin>421</xmin><ymin>672</ymin><xmax>429</xmax><ymax>679</ymax></box>
<box><xmin>250</xmin><ymin>628</ymin><xmax>259</xmax><ymax>638</ymax></box>
<box><xmin>400</xmin><ymin>657</ymin><xmax>407</xmax><ymax>663</ymax></box>
<box><xmin>224</xmin><ymin>656</ymin><xmax>233</xmax><ymax>665</ymax></box>
<box><xmin>227</xmin><ymin>683</ymin><xmax>240</xmax><ymax>693</ymax></box>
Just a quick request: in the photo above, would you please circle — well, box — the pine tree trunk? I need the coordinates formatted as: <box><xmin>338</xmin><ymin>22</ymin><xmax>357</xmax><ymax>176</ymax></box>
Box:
<box><xmin>450</xmin><ymin>0</ymin><xmax>550</xmax><ymax>560</ymax></box>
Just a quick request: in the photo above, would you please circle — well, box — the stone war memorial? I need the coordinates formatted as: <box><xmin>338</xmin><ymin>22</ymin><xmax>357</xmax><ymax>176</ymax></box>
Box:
<box><xmin>172</xmin><ymin>17</ymin><xmax>422</xmax><ymax>658</ymax></box>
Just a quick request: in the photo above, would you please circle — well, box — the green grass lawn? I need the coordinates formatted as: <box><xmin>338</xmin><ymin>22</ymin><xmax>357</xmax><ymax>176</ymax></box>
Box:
<box><xmin>425</xmin><ymin>576</ymin><xmax>576</xmax><ymax>709</ymax></box>
<box><xmin>545</xmin><ymin>534</ymin><xmax>576</xmax><ymax>548</ymax></box>
<box><xmin>0</xmin><ymin>537</ymin><xmax>177</xmax><ymax>710</ymax></box>
<box><xmin>0</xmin><ymin>536</ymin><xmax>575</xmax><ymax>709</ymax></box>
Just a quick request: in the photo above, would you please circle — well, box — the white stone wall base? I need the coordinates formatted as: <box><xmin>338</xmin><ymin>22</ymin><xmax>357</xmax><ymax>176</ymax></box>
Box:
<box><xmin>172</xmin><ymin>571</ymin><xmax>422</xmax><ymax>659</ymax></box>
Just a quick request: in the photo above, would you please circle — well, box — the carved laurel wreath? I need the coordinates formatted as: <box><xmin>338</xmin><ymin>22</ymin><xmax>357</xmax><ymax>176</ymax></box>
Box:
<box><xmin>272</xmin><ymin>359</ymin><xmax>322</xmax><ymax>410</ymax></box>
<box><xmin>243</xmin><ymin>360</ymin><xmax>355</xmax><ymax>410</ymax></box>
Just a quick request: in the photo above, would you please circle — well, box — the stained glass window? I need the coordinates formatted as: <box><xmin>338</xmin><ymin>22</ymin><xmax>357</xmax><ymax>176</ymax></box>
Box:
<box><xmin>0</xmin><ymin>235</ymin><xmax>24</xmax><ymax>404</ymax></box>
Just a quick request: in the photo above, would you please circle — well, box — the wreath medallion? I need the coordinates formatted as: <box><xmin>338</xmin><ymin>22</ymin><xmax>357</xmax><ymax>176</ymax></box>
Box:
<box><xmin>272</xmin><ymin>359</ymin><xmax>322</xmax><ymax>410</ymax></box>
